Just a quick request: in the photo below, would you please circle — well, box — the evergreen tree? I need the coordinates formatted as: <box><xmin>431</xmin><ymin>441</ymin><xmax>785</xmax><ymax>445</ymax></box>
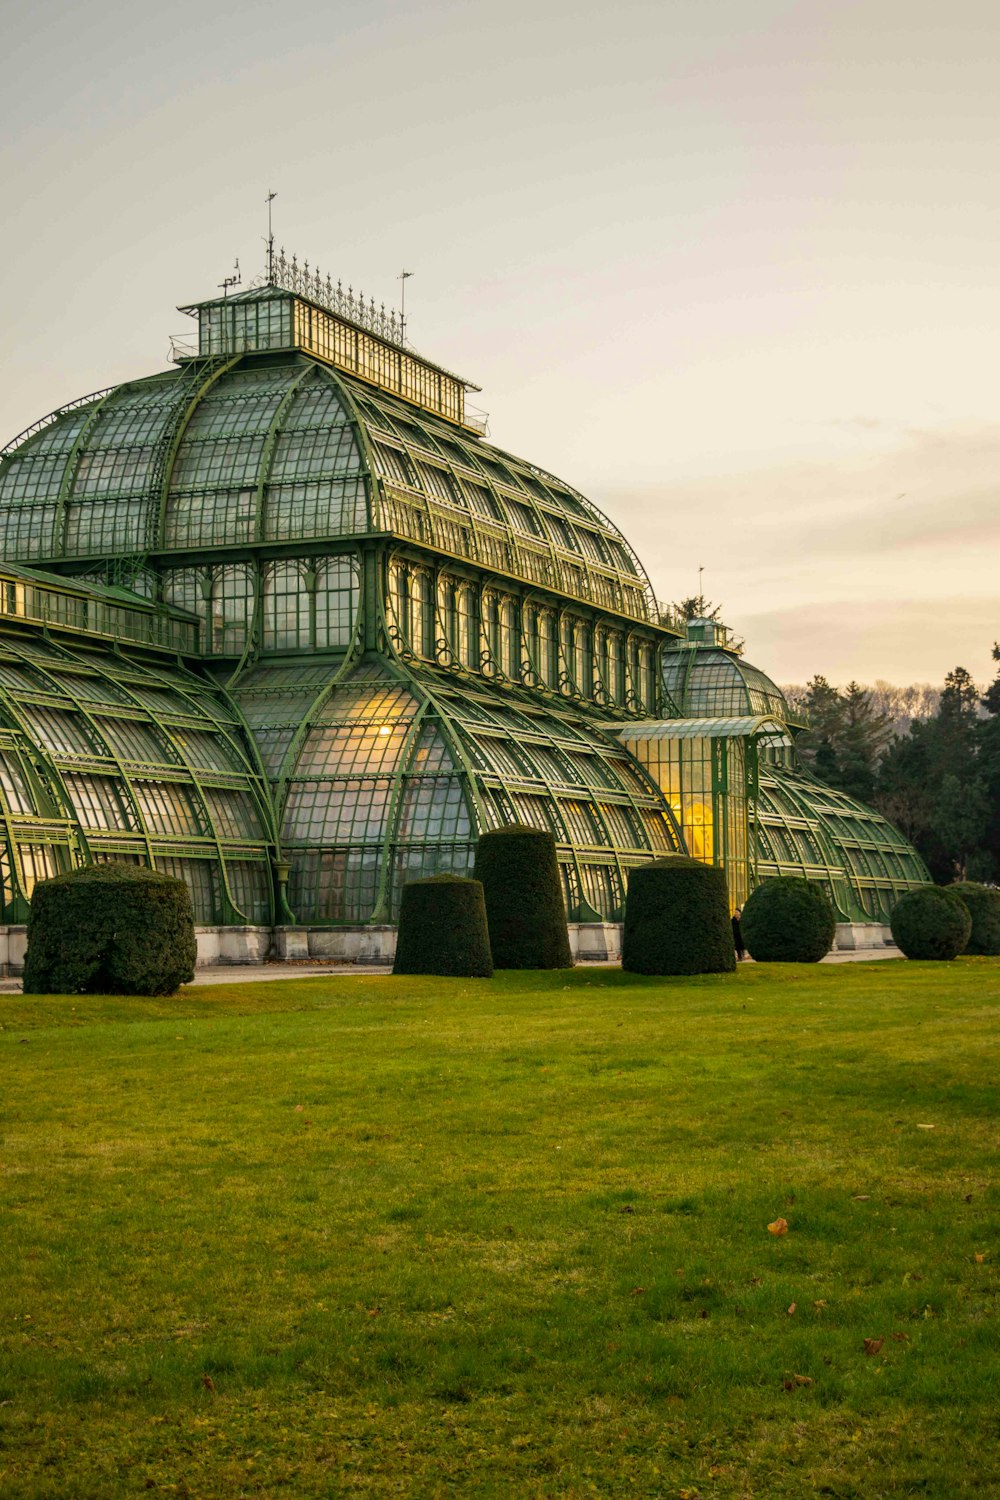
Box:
<box><xmin>876</xmin><ymin>664</ymin><xmax>990</xmax><ymax>882</ymax></box>
<box><xmin>795</xmin><ymin>676</ymin><xmax>845</xmax><ymax>780</ymax></box>
<box><xmin>837</xmin><ymin>682</ymin><xmax>894</xmax><ymax>801</ymax></box>
<box><xmin>672</xmin><ymin>594</ymin><xmax>722</xmax><ymax>622</ymax></box>
<box><xmin>974</xmin><ymin>644</ymin><xmax>1000</xmax><ymax>878</ymax></box>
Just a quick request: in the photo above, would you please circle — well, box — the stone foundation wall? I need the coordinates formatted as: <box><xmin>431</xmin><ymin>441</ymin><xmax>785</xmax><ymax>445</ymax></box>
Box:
<box><xmin>0</xmin><ymin>920</ymin><xmax>896</xmax><ymax>976</ymax></box>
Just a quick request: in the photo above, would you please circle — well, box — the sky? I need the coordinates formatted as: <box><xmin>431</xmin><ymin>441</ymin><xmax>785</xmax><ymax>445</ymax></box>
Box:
<box><xmin>1</xmin><ymin>0</ymin><xmax>998</xmax><ymax>687</ymax></box>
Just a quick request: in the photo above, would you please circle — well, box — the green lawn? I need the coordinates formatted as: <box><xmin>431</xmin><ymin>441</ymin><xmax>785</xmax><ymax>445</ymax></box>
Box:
<box><xmin>1</xmin><ymin>961</ymin><xmax>998</xmax><ymax>1498</ymax></box>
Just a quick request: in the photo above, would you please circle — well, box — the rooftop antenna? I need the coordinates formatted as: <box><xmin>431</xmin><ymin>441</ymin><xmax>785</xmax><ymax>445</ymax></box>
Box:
<box><xmin>698</xmin><ymin>564</ymin><xmax>704</xmax><ymax>611</ymax></box>
<box><xmin>219</xmin><ymin>257</ymin><xmax>241</xmax><ymax>297</ymax></box>
<box><xmin>398</xmin><ymin>269</ymin><xmax>413</xmax><ymax>345</ymax></box>
<box><xmin>265</xmin><ymin>190</ymin><xmax>277</xmax><ymax>283</ymax></box>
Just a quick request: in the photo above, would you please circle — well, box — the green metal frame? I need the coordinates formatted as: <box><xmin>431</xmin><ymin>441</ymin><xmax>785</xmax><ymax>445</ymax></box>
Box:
<box><xmin>0</xmin><ymin>288</ymin><xmax>928</xmax><ymax>933</ymax></box>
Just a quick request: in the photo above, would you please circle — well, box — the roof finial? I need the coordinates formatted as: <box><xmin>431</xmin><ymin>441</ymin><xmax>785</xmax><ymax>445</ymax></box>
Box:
<box><xmin>265</xmin><ymin>190</ymin><xmax>277</xmax><ymax>283</ymax></box>
<box><xmin>398</xmin><ymin>270</ymin><xmax>413</xmax><ymax>346</ymax></box>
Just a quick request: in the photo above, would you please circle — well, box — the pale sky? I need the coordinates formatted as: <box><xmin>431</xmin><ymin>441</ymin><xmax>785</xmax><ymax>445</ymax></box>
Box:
<box><xmin>2</xmin><ymin>0</ymin><xmax>998</xmax><ymax>686</ymax></box>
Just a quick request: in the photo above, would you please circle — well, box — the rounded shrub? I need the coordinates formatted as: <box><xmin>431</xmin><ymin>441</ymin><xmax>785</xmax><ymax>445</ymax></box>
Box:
<box><xmin>741</xmin><ymin>876</ymin><xmax>836</xmax><ymax>963</ymax></box>
<box><xmin>950</xmin><ymin>881</ymin><xmax>1000</xmax><ymax>956</ymax></box>
<box><xmin>622</xmin><ymin>855</ymin><xmax>735</xmax><ymax>976</ymax></box>
<box><xmin>392</xmin><ymin>875</ymin><xmax>493</xmax><ymax>977</ymax></box>
<box><xmin>890</xmin><ymin>885</ymin><xmax>972</xmax><ymax>960</ymax></box>
<box><xmin>22</xmin><ymin>862</ymin><xmax>197</xmax><ymax>996</ymax></box>
<box><xmin>473</xmin><ymin>825</ymin><xmax>572</xmax><ymax>970</ymax></box>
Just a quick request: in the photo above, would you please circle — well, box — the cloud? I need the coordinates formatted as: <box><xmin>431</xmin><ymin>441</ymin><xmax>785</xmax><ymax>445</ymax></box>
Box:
<box><xmin>731</xmin><ymin>595</ymin><xmax>999</xmax><ymax>686</ymax></box>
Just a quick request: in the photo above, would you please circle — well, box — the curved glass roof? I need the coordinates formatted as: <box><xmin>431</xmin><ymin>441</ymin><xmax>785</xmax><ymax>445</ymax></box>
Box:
<box><xmin>756</xmin><ymin>766</ymin><xmax>929</xmax><ymax>923</ymax></box>
<box><xmin>0</xmin><ymin>630</ymin><xmax>275</xmax><ymax>925</ymax></box>
<box><xmin>227</xmin><ymin>657</ymin><xmax>682</xmax><ymax>924</ymax></box>
<box><xmin>662</xmin><ymin>642</ymin><xmax>791</xmax><ymax>721</ymax></box>
<box><xmin>0</xmin><ymin>354</ymin><xmax>658</xmax><ymax>625</ymax></box>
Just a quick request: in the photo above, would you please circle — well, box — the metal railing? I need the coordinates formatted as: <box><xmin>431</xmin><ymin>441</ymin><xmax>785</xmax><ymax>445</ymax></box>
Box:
<box><xmin>169</xmin><ymin>335</ymin><xmax>199</xmax><ymax>362</ymax></box>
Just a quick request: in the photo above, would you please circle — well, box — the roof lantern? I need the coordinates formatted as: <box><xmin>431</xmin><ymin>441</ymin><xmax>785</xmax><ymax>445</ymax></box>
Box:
<box><xmin>176</xmin><ymin>249</ymin><xmax>486</xmax><ymax>435</ymax></box>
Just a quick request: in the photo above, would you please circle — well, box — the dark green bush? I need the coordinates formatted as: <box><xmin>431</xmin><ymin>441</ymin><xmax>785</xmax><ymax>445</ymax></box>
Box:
<box><xmin>890</xmin><ymin>885</ymin><xmax>972</xmax><ymax>960</ymax></box>
<box><xmin>621</xmin><ymin>855</ymin><xmax>735</xmax><ymax>976</ymax></box>
<box><xmin>950</xmin><ymin>881</ymin><xmax>1000</xmax><ymax>956</ymax></box>
<box><xmin>392</xmin><ymin>875</ymin><xmax>493</xmax><ymax>977</ymax></box>
<box><xmin>741</xmin><ymin>877</ymin><xmax>836</xmax><ymax>963</ymax></box>
<box><xmin>22</xmin><ymin>862</ymin><xmax>197</xmax><ymax>995</ymax></box>
<box><xmin>473</xmin><ymin>826</ymin><xmax>572</xmax><ymax>970</ymax></box>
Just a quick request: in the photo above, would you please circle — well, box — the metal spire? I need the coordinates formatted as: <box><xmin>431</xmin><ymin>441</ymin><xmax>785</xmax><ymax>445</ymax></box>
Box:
<box><xmin>265</xmin><ymin>191</ymin><xmax>277</xmax><ymax>283</ymax></box>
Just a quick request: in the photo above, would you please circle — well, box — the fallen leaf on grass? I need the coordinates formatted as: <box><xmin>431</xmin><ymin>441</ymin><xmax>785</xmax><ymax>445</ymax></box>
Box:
<box><xmin>201</xmin><ymin>1375</ymin><xmax>215</xmax><ymax>1392</ymax></box>
<box><xmin>890</xmin><ymin>1332</ymin><xmax>909</xmax><ymax>1342</ymax></box>
<box><xmin>851</xmin><ymin>1194</ymin><xmax>871</xmax><ymax>1201</ymax></box>
<box><xmin>813</xmin><ymin>1299</ymin><xmax>828</xmax><ymax>1311</ymax></box>
<box><xmin>768</xmin><ymin>1218</ymin><xmax>789</xmax><ymax>1236</ymax></box>
<box><xmin>863</xmin><ymin>1338</ymin><xmax>884</xmax><ymax>1356</ymax></box>
<box><xmin>294</xmin><ymin>1105</ymin><xmax>304</xmax><ymax>1112</ymax></box>
<box><xmin>630</xmin><ymin>1286</ymin><xmax>646</xmax><ymax>1296</ymax></box>
<box><xmin>787</xmin><ymin>1303</ymin><xmax>797</xmax><ymax>1315</ymax></box>
<box><xmin>794</xmin><ymin>1374</ymin><xmax>813</xmax><ymax>1385</ymax></box>
<box><xmin>916</xmin><ymin>1123</ymin><xmax>935</xmax><ymax>1130</ymax></box>
<box><xmin>974</xmin><ymin>1253</ymin><xmax>987</xmax><ymax>1264</ymax></box>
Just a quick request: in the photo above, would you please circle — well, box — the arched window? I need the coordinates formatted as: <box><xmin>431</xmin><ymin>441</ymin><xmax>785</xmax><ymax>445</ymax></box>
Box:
<box><xmin>263</xmin><ymin>561</ymin><xmax>310</xmax><ymax>650</ymax></box>
<box><xmin>315</xmin><ymin>557</ymin><xmax>359</xmax><ymax>649</ymax></box>
<box><xmin>456</xmin><ymin>583</ymin><xmax>478</xmax><ymax>669</ymax></box>
<box><xmin>539</xmin><ymin>609</ymin><xmax>558</xmax><ymax>689</ymax></box>
<box><xmin>500</xmin><ymin>597</ymin><xmax>519</xmax><ymax>680</ymax></box>
<box><xmin>411</xmin><ymin>570</ymin><xmax>434</xmax><ymax>659</ymax></box>
<box><xmin>210</xmin><ymin>565</ymin><xmax>254</xmax><ymax>655</ymax></box>
<box><xmin>574</xmin><ymin>620</ymin><xmax>593</xmax><ymax>700</ymax></box>
<box><xmin>483</xmin><ymin>591</ymin><xmax>500</xmax><ymax>671</ymax></box>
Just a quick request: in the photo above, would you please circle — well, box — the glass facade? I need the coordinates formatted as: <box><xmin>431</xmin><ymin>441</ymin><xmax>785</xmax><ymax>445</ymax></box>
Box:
<box><xmin>0</xmin><ymin>277</ymin><xmax>929</xmax><ymax>934</ymax></box>
<box><xmin>0</xmin><ymin>610</ymin><xmax>274</xmax><ymax>924</ymax></box>
<box><xmin>653</xmin><ymin>633</ymin><xmax>931</xmax><ymax>920</ymax></box>
<box><xmin>226</xmin><ymin>659</ymin><xmax>681</xmax><ymax>925</ymax></box>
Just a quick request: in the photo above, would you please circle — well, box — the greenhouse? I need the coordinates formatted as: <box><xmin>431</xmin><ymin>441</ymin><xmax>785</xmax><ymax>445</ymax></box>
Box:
<box><xmin>0</xmin><ymin>260</ymin><xmax>928</xmax><ymax>962</ymax></box>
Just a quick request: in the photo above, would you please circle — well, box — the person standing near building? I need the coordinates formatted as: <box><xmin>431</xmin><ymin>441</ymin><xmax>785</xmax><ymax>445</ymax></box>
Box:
<box><xmin>732</xmin><ymin>907</ymin><xmax>745</xmax><ymax>961</ymax></box>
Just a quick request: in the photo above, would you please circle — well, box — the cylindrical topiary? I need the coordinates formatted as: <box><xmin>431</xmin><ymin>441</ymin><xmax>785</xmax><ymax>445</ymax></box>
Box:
<box><xmin>622</xmin><ymin>855</ymin><xmax>736</xmax><ymax>975</ymax></box>
<box><xmin>890</xmin><ymin>885</ymin><xmax>972</xmax><ymax>960</ymax></box>
<box><xmin>22</xmin><ymin>863</ymin><xmax>197</xmax><ymax>996</ymax></box>
<box><xmin>472</xmin><ymin>825</ymin><xmax>572</xmax><ymax>969</ymax></box>
<box><xmin>741</xmin><ymin>876</ymin><xmax>836</xmax><ymax>963</ymax></box>
<box><xmin>950</xmin><ymin>881</ymin><xmax>1000</xmax><ymax>956</ymax></box>
<box><xmin>392</xmin><ymin>875</ymin><xmax>493</xmax><ymax>977</ymax></box>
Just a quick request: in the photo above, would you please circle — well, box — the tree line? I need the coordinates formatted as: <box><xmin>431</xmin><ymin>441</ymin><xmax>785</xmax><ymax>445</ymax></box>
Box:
<box><xmin>784</xmin><ymin>655</ymin><xmax>1000</xmax><ymax>883</ymax></box>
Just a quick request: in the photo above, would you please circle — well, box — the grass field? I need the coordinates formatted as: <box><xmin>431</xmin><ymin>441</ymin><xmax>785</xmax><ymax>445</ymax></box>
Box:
<box><xmin>1</xmin><ymin>960</ymin><xmax>998</xmax><ymax>1498</ymax></box>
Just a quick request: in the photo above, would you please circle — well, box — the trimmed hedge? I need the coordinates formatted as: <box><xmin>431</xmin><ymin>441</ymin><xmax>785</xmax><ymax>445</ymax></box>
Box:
<box><xmin>890</xmin><ymin>885</ymin><xmax>972</xmax><ymax>960</ymax></box>
<box><xmin>622</xmin><ymin>855</ymin><xmax>735</xmax><ymax>975</ymax></box>
<box><xmin>22</xmin><ymin>863</ymin><xmax>197</xmax><ymax>996</ymax></box>
<box><xmin>473</xmin><ymin>825</ymin><xmax>572</xmax><ymax>970</ymax></box>
<box><xmin>392</xmin><ymin>875</ymin><xmax>493</xmax><ymax>977</ymax></box>
<box><xmin>950</xmin><ymin>881</ymin><xmax>1000</xmax><ymax>956</ymax></box>
<box><xmin>741</xmin><ymin>877</ymin><xmax>836</xmax><ymax>963</ymax></box>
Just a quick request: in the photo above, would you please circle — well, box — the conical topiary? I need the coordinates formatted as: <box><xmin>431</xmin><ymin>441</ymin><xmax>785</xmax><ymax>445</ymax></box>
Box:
<box><xmin>740</xmin><ymin>876</ymin><xmax>836</xmax><ymax>963</ymax></box>
<box><xmin>950</xmin><ymin>881</ymin><xmax>1000</xmax><ymax>956</ymax></box>
<box><xmin>472</xmin><ymin>825</ymin><xmax>572</xmax><ymax>969</ymax></box>
<box><xmin>622</xmin><ymin>855</ymin><xmax>736</xmax><ymax>975</ymax></box>
<box><xmin>890</xmin><ymin>885</ymin><xmax>972</xmax><ymax>960</ymax></box>
<box><xmin>392</xmin><ymin>875</ymin><xmax>493</xmax><ymax>977</ymax></box>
